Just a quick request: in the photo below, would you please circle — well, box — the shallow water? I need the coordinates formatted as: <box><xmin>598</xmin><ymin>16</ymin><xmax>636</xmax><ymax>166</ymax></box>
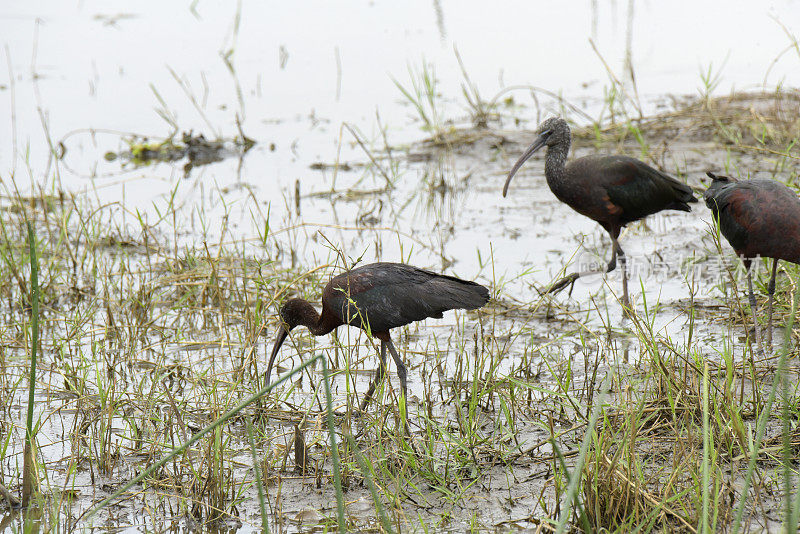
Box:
<box><xmin>1</xmin><ymin>1</ymin><xmax>799</xmax><ymax>532</ymax></box>
<box><xmin>2</xmin><ymin>1</ymin><xmax>798</xmax><ymax>280</ymax></box>
<box><xmin>3</xmin><ymin>1</ymin><xmax>796</xmax><ymax>283</ymax></box>
<box><xmin>3</xmin><ymin>0</ymin><xmax>800</xmax><ymax>212</ymax></box>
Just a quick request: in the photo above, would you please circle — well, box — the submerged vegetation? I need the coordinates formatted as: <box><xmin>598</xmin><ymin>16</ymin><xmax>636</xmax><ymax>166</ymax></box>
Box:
<box><xmin>102</xmin><ymin>129</ymin><xmax>255</xmax><ymax>176</ymax></box>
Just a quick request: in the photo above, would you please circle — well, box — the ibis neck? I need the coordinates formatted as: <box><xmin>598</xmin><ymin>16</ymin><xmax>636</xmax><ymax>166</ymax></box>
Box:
<box><xmin>309</xmin><ymin>318</ymin><xmax>333</xmax><ymax>336</ymax></box>
<box><xmin>544</xmin><ymin>142</ymin><xmax>570</xmax><ymax>196</ymax></box>
<box><xmin>293</xmin><ymin>300</ymin><xmax>335</xmax><ymax>336</ymax></box>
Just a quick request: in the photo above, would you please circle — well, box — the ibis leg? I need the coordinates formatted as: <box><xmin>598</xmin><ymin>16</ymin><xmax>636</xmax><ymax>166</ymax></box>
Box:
<box><xmin>546</xmin><ymin>243</ymin><xmax>619</xmax><ymax>296</ymax></box>
<box><xmin>386</xmin><ymin>338</ymin><xmax>408</xmax><ymax>402</ymax></box>
<box><xmin>360</xmin><ymin>342</ymin><xmax>388</xmax><ymax>411</ymax></box>
<box><xmin>766</xmin><ymin>258</ymin><xmax>778</xmax><ymax>348</ymax></box>
<box><xmin>747</xmin><ymin>270</ymin><xmax>767</xmax><ymax>358</ymax></box>
<box><xmin>606</xmin><ymin>243</ymin><xmax>618</xmax><ymax>274</ymax></box>
<box><xmin>613</xmin><ymin>237</ymin><xmax>630</xmax><ymax>311</ymax></box>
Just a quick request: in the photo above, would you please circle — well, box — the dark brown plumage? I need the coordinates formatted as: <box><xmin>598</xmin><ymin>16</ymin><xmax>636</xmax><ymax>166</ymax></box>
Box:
<box><xmin>704</xmin><ymin>171</ymin><xmax>800</xmax><ymax>353</ymax></box>
<box><xmin>503</xmin><ymin>117</ymin><xmax>697</xmax><ymax>309</ymax></box>
<box><xmin>267</xmin><ymin>262</ymin><xmax>490</xmax><ymax>409</ymax></box>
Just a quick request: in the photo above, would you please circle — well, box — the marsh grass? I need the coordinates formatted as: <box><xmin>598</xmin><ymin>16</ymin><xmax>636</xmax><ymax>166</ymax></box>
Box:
<box><xmin>2</xmin><ymin>104</ymin><xmax>799</xmax><ymax>532</ymax></box>
<box><xmin>1</xmin><ymin>39</ymin><xmax>800</xmax><ymax>534</ymax></box>
<box><xmin>393</xmin><ymin>61</ymin><xmax>446</xmax><ymax>143</ymax></box>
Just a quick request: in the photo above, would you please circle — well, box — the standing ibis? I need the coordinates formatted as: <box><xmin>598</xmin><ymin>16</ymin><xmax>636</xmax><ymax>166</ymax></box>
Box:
<box><xmin>267</xmin><ymin>262</ymin><xmax>490</xmax><ymax>409</ymax></box>
<box><xmin>502</xmin><ymin>117</ymin><xmax>697</xmax><ymax>309</ymax></box>
<box><xmin>704</xmin><ymin>172</ymin><xmax>800</xmax><ymax>354</ymax></box>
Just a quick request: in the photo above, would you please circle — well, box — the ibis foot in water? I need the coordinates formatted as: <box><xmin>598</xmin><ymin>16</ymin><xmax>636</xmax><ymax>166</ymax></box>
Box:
<box><xmin>544</xmin><ymin>237</ymin><xmax>632</xmax><ymax>312</ymax></box>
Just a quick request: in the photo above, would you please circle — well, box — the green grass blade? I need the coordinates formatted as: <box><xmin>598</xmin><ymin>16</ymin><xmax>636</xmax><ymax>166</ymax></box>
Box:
<box><xmin>343</xmin><ymin>432</ymin><xmax>394</xmax><ymax>533</ymax></box>
<box><xmin>320</xmin><ymin>358</ymin><xmax>347</xmax><ymax>534</ymax></box>
<box><xmin>22</xmin><ymin>222</ymin><xmax>40</xmax><ymax>507</ymax></box>
<box><xmin>701</xmin><ymin>360</ymin><xmax>710</xmax><ymax>534</ymax></box>
<box><xmin>732</xmin><ymin>281</ymin><xmax>799</xmax><ymax>533</ymax></box>
<box><xmin>247</xmin><ymin>422</ymin><xmax>269</xmax><ymax>534</ymax></box>
<box><xmin>555</xmin><ymin>371</ymin><xmax>611</xmax><ymax>534</ymax></box>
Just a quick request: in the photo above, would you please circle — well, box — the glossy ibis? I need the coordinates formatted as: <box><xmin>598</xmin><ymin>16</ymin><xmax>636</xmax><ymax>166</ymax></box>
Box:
<box><xmin>267</xmin><ymin>262</ymin><xmax>490</xmax><ymax>409</ymax></box>
<box><xmin>704</xmin><ymin>172</ymin><xmax>800</xmax><ymax>354</ymax></box>
<box><xmin>502</xmin><ymin>117</ymin><xmax>697</xmax><ymax>309</ymax></box>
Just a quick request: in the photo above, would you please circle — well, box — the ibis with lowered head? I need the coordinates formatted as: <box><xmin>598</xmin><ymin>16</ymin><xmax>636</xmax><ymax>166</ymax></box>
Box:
<box><xmin>267</xmin><ymin>262</ymin><xmax>490</xmax><ymax>409</ymax></box>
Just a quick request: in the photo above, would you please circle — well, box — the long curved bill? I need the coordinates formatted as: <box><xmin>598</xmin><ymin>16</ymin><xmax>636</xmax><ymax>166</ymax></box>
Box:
<box><xmin>266</xmin><ymin>326</ymin><xmax>289</xmax><ymax>386</ymax></box>
<box><xmin>502</xmin><ymin>130</ymin><xmax>550</xmax><ymax>197</ymax></box>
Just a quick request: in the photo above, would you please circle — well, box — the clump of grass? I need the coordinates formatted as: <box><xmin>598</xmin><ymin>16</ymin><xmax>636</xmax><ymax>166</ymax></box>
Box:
<box><xmin>393</xmin><ymin>60</ymin><xmax>445</xmax><ymax>142</ymax></box>
<box><xmin>454</xmin><ymin>46</ymin><xmax>500</xmax><ymax>129</ymax></box>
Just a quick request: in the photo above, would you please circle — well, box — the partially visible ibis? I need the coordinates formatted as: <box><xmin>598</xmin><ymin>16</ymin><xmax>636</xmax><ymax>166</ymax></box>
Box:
<box><xmin>267</xmin><ymin>262</ymin><xmax>490</xmax><ymax>409</ymax></box>
<box><xmin>502</xmin><ymin>117</ymin><xmax>697</xmax><ymax>309</ymax></box>
<box><xmin>704</xmin><ymin>172</ymin><xmax>800</xmax><ymax>354</ymax></box>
